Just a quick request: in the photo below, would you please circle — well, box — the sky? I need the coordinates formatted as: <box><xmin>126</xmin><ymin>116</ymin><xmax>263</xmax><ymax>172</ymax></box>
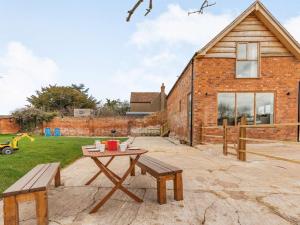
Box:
<box><xmin>0</xmin><ymin>0</ymin><xmax>300</xmax><ymax>114</ymax></box>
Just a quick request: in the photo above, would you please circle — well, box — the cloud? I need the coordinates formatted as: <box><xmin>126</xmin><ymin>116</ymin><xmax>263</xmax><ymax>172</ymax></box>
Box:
<box><xmin>284</xmin><ymin>15</ymin><xmax>300</xmax><ymax>43</ymax></box>
<box><xmin>0</xmin><ymin>42</ymin><xmax>59</xmax><ymax>114</ymax></box>
<box><xmin>131</xmin><ymin>4</ymin><xmax>234</xmax><ymax>48</ymax></box>
<box><xmin>124</xmin><ymin>4</ymin><xmax>235</xmax><ymax>97</ymax></box>
<box><xmin>142</xmin><ymin>51</ymin><xmax>177</xmax><ymax>67</ymax></box>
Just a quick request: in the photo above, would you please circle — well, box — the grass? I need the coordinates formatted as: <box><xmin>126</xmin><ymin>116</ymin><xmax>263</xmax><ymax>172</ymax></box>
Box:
<box><xmin>0</xmin><ymin>134</ymin><xmax>127</xmax><ymax>194</ymax></box>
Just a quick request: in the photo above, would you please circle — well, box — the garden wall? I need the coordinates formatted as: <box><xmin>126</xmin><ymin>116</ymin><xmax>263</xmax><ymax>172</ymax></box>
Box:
<box><xmin>42</xmin><ymin>112</ymin><xmax>166</xmax><ymax>137</ymax></box>
<box><xmin>0</xmin><ymin>116</ymin><xmax>20</xmax><ymax>134</ymax></box>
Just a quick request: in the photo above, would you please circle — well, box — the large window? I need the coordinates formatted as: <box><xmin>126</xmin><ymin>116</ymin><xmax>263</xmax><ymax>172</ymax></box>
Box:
<box><xmin>256</xmin><ymin>93</ymin><xmax>274</xmax><ymax>125</ymax></box>
<box><xmin>236</xmin><ymin>43</ymin><xmax>259</xmax><ymax>78</ymax></box>
<box><xmin>217</xmin><ymin>92</ymin><xmax>274</xmax><ymax>126</ymax></box>
<box><xmin>237</xmin><ymin>93</ymin><xmax>254</xmax><ymax>125</ymax></box>
<box><xmin>217</xmin><ymin>93</ymin><xmax>235</xmax><ymax>126</ymax></box>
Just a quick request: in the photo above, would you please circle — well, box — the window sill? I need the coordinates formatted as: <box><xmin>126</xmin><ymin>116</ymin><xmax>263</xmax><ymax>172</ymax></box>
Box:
<box><xmin>235</xmin><ymin>77</ymin><xmax>260</xmax><ymax>79</ymax></box>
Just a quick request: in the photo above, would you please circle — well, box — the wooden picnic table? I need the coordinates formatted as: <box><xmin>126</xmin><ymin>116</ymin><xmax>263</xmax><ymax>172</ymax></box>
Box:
<box><xmin>82</xmin><ymin>146</ymin><xmax>148</xmax><ymax>214</ymax></box>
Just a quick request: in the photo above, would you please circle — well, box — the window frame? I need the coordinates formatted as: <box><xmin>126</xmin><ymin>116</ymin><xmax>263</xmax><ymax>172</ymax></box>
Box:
<box><xmin>217</xmin><ymin>91</ymin><xmax>276</xmax><ymax>126</ymax></box>
<box><xmin>235</xmin><ymin>42</ymin><xmax>261</xmax><ymax>79</ymax></box>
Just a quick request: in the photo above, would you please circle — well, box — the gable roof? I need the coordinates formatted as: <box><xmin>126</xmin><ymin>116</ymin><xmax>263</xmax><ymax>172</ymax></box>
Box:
<box><xmin>197</xmin><ymin>0</ymin><xmax>300</xmax><ymax>59</ymax></box>
<box><xmin>130</xmin><ymin>92</ymin><xmax>160</xmax><ymax>103</ymax></box>
<box><xmin>167</xmin><ymin>1</ymin><xmax>300</xmax><ymax>99</ymax></box>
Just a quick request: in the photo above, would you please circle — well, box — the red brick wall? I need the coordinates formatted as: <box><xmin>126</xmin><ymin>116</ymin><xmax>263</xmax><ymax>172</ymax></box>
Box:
<box><xmin>168</xmin><ymin>56</ymin><xmax>300</xmax><ymax>145</ymax></box>
<box><xmin>167</xmin><ymin>62</ymin><xmax>192</xmax><ymax>142</ymax></box>
<box><xmin>0</xmin><ymin>117</ymin><xmax>20</xmax><ymax>134</ymax></box>
<box><xmin>43</xmin><ymin>112</ymin><xmax>166</xmax><ymax>136</ymax></box>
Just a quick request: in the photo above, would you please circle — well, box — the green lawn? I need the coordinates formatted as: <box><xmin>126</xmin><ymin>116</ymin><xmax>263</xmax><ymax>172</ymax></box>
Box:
<box><xmin>0</xmin><ymin>134</ymin><xmax>127</xmax><ymax>194</ymax></box>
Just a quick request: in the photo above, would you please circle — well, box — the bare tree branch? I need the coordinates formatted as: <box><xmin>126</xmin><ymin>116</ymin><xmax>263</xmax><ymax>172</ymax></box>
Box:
<box><xmin>126</xmin><ymin>0</ymin><xmax>216</xmax><ymax>22</ymax></box>
<box><xmin>144</xmin><ymin>0</ymin><xmax>153</xmax><ymax>16</ymax></box>
<box><xmin>126</xmin><ymin>0</ymin><xmax>144</xmax><ymax>22</ymax></box>
<box><xmin>188</xmin><ymin>0</ymin><xmax>216</xmax><ymax>15</ymax></box>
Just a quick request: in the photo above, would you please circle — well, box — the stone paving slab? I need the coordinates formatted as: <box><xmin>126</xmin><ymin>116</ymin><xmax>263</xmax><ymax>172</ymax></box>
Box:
<box><xmin>1</xmin><ymin>137</ymin><xmax>300</xmax><ymax>225</ymax></box>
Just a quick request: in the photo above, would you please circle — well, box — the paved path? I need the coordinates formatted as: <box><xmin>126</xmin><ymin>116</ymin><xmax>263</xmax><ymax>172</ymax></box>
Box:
<box><xmin>1</xmin><ymin>137</ymin><xmax>300</xmax><ymax>225</ymax></box>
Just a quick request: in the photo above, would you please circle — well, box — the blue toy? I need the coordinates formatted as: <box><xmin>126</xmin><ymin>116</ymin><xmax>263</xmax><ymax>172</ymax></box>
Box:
<box><xmin>44</xmin><ymin>128</ymin><xmax>52</xmax><ymax>137</ymax></box>
<box><xmin>54</xmin><ymin>128</ymin><xmax>61</xmax><ymax>136</ymax></box>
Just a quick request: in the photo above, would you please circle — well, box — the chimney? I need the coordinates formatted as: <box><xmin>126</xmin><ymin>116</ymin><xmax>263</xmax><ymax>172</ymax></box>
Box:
<box><xmin>160</xmin><ymin>83</ymin><xmax>166</xmax><ymax>111</ymax></box>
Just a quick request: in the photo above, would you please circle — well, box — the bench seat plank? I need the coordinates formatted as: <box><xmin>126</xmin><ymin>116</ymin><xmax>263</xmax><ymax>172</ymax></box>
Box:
<box><xmin>137</xmin><ymin>158</ymin><xmax>171</xmax><ymax>176</ymax></box>
<box><xmin>3</xmin><ymin>163</ymin><xmax>60</xmax><ymax>197</ymax></box>
<box><xmin>132</xmin><ymin>156</ymin><xmax>182</xmax><ymax>177</ymax></box>
<box><xmin>130</xmin><ymin>155</ymin><xmax>183</xmax><ymax>204</ymax></box>
<box><xmin>2</xmin><ymin>164</ymin><xmax>46</xmax><ymax>197</ymax></box>
<box><xmin>32</xmin><ymin>163</ymin><xmax>60</xmax><ymax>190</ymax></box>
<box><xmin>140</xmin><ymin>156</ymin><xmax>182</xmax><ymax>173</ymax></box>
<box><xmin>22</xmin><ymin>164</ymin><xmax>51</xmax><ymax>191</ymax></box>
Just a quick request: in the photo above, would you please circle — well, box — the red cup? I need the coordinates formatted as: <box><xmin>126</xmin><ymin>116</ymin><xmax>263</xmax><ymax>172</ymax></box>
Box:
<box><xmin>107</xmin><ymin>140</ymin><xmax>118</xmax><ymax>151</ymax></box>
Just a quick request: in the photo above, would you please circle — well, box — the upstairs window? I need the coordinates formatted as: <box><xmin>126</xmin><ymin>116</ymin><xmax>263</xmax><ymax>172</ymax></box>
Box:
<box><xmin>236</xmin><ymin>43</ymin><xmax>259</xmax><ymax>78</ymax></box>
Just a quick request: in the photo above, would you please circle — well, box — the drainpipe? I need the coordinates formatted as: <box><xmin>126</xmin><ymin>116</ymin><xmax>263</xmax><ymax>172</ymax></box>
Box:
<box><xmin>297</xmin><ymin>82</ymin><xmax>300</xmax><ymax>142</ymax></box>
<box><xmin>190</xmin><ymin>56</ymin><xmax>195</xmax><ymax>146</ymax></box>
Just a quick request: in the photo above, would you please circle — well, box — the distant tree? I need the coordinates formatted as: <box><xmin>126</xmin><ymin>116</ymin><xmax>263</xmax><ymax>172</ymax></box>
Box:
<box><xmin>27</xmin><ymin>84</ymin><xmax>99</xmax><ymax>116</ymax></box>
<box><xmin>96</xmin><ymin>99</ymin><xmax>130</xmax><ymax>116</ymax></box>
<box><xmin>71</xmin><ymin>83</ymin><xmax>89</xmax><ymax>95</ymax></box>
<box><xmin>12</xmin><ymin>107</ymin><xmax>57</xmax><ymax>132</ymax></box>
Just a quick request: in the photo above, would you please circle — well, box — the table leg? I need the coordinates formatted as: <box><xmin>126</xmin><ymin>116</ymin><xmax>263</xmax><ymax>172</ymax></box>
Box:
<box><xmin>93</xmin><ymin>159</ymin><xmax>142</xmax><ymax>202</ymax></box>
<box><xmin>90</xmin><ymin>155</ymin><xmax>142</xmax><ymax>213</ymax></box>
<box><xmin>85</xmin><ymin>156</ymin><xmax>115</xmax><ymax>185</ymax></box>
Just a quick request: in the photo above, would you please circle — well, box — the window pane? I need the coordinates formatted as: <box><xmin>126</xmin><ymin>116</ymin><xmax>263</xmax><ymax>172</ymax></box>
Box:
<box><xmin>248</xmin><ymin>43</ymin><xmax>258</xmax><ymax>60</ymax></box>
<box><xmin>237</xmin><ymin>43</ymin><xmax>247</xmax><ymax>60</ymax></box>
<box><xmin>236</xmin><ymin>61</ymin><xmax>258</xmax><ymax>78</ymax></box>
<box><xmin>237</xmin><ymin>93</ymin><xmax>254</xmax><ymax>125</ymax></box>
<box><xmin>218</xmin><ymin>93</ymin><xmax>235</xmax><ymax>126</ymax></box>
<box><xmin>256</xmin><ymin>93</ymin><xmax>274</xmax><ymax>124</ymax></box>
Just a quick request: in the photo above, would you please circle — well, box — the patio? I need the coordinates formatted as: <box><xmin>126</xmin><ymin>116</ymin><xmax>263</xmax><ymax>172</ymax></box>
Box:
<box><xmin>1</xmin><ymin>137</ymin><xmax>300</xmax><ymax>225</ymax></box>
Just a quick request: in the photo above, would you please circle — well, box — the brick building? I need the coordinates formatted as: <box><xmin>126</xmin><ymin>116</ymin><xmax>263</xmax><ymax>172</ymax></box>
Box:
<box><xmin>167</xmin><ymin>1</ymin><xmax>300</xmax><ymax>145</ymax></box>
<box><xmin>128</xmin><ymin>83</ymin><xmax>166</xmax><ymax>116</ymax></box>
<box><xmin>0</xmin><ymin>116</ymin><xmax>20</xmax><ymax>134</ymax></box>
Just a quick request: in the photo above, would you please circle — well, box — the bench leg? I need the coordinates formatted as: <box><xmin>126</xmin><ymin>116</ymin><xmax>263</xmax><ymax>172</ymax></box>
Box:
<box><xmin>55</xmin><ymin>167</ymin><xmax>61</xmax><ymax>187</ymax></box>
<box><xmin>157</xmin><ymin>177</ymin><xmax>166</xmax><ymax>204</ymax></box>
<box><xmin>130</xmin><ymin>158</ymin><xmax>135</xmax><ymax>176</ymax></box>
<box><xmin>35</xmin><ymin>191</ymin><xmax>48</xmax><ymax>225</ymax></box>
<box><xmin>141</xmin><ymin>168</ymin><xmax>146</xmax><ymax>175</ymax></box>
<box><xmin>174</xmin><ymin>173</ymin><xmax>183</xmax><ymax>201</ymax></box>
<box><xmin>4</xmin><ymin>196</ymin><xmax>19</xmax><ymax>225</ymax></box>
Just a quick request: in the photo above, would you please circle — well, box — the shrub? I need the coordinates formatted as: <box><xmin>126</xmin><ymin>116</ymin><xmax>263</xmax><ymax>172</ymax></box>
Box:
<box><xmin>12</xmin><ymin>107</ymin><xmax>57</xmax><ymax>132</ymax></box>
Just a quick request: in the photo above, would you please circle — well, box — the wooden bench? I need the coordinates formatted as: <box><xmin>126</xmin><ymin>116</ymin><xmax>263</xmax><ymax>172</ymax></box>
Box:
<box><xmin>130</xmin><ymin>155</ymin><xmax>183</xmax><ymax>204</ymax></box>
<box><xmin>2</xmin><ymin>163</ymin><xmax>61</xmax><ymax>225</ymax></box>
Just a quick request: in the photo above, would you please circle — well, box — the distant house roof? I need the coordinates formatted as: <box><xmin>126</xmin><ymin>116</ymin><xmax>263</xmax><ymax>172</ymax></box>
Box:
<box><xmin>130</xmin><ymin>92</ymin><xmax>160</xmax><ymax>103</ymax></box>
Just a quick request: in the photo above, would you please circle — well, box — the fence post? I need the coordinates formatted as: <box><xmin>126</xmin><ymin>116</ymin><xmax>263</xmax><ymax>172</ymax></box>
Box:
<box><xmin>238</xmin><ymin>116</ymin><xmax>247</xmax><ymax>161</ymax></box>
<box><xmin>199</xmin><ymin>122</ymin><xmax>204</xmax><ymax>144</ymax></box>
<box><xmin>223</xmin><ymin>119</ymin><xmax>228</xmax><ymax>156</ymax></box>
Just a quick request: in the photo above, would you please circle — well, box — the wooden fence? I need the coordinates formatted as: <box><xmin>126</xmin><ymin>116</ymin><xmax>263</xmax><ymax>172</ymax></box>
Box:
<box><xmin>160</xmin><ymin>122</ymin><xmax>169</xmax><ymax>137</ymax></box>
<box><xmin>200</xmin><ymin>117</ymin><xmax>300</xmax><ymax>165</ymax></box>
<box><xmin>237</xmin><ymin>117</ymin><xmax>300</xmax><ymax>164</ymax></box>
<box><xmin>200</xmin><ymin>119</ymin><xmax>236</xmax><ymax>156</ymax></box>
